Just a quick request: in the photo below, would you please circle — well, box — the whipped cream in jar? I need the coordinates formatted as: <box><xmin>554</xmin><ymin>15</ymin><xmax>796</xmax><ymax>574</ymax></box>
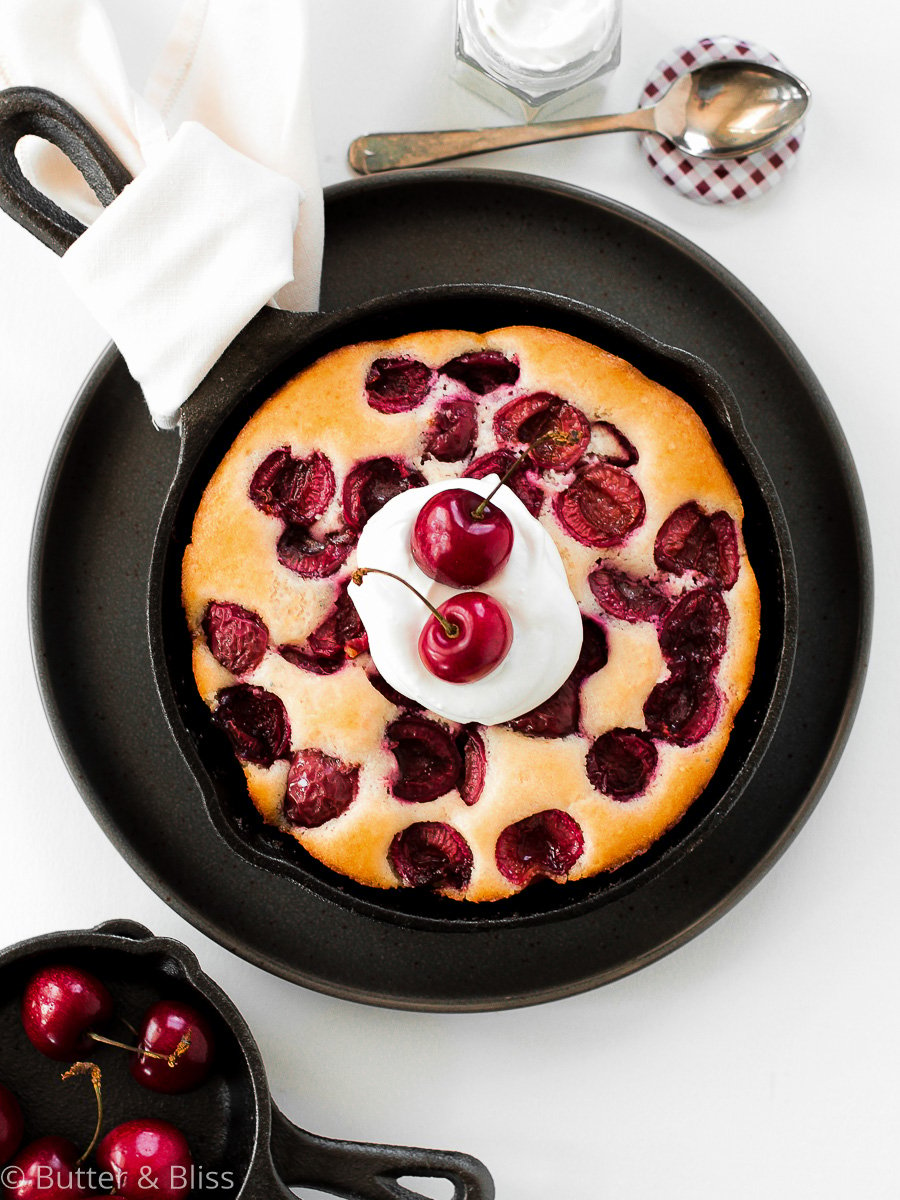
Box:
<box><xmin>454</xmin><ymin>0</ymin><xmax>622</xmax><ymax>118</ymax></box>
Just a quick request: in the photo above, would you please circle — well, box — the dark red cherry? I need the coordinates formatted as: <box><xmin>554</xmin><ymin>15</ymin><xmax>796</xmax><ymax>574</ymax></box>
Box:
<box><xmin>439</xmin><ymin>349</ymin><xmax>519</xmax><ymax>394</ymax></box>
<box><xmin>389</xmin><ymin>822</ymin><xmax>473</xmax><ymax>891</ymax></box>
<box><xmin>283</xmin><ymin>749</ymin><xmax>359</xmax><ymax>827</ymax></box>
<box><xmin>419</xmin><ymin>592</ymin><xmax>513</xmax><ymax>684</ymax></box>
<box><xmin>588</xmin><ymin>565</ymin><xmax>669</xmax><ymax>623</ymax></box>
<box><xmin>554</xmin><ymin>462</ymin><xmax>646</xmax><ymax>547</ymax></box>
<box><xmin>495</xmin><ymin>810</ymin><xmax>584</xmax><ymax>886</ymax></box>
<box><xmin>0</xmin><ymin>1082</ymin><xmax>24</xmax><ymax>1165</ymax></box>
<box><xmin>5</xmin><ymin>1137</ymin><xmax>87</xmax><ymax>1200</ymax></box>
<box><xmin>131</xmin><ymin>1001</ymin><xmax>215</xmax><ymax>1094</ymax></box>
<box><xmin>659</xmin><ymin>586</ymin><xmax>729</xmax><ymax>666</ymax></box>
<box><xmin>465</xmin><ymin>450</ymin><xmax>543</xmax><ymax>517</ymax></box>
<box><xmin>96</xmin><ymin>1121</ymin><xmax>192</xmax><ymax>1200</ymax></box>
<box><xmin>494</xmin><ymin>393</ymin><xmax>589</xmax><ymax>470</ymax></box>
<box><xmin>644</xmin><ymin>664</ymin><xmax>720</xmax><ymax>745</ymax></box>
<box><xmin>342</xmin><ymin>457</ymin><xmax>426</xmax><ymax>531</ymax></box>
<box><xmin>459</xmin><ymin>728</ymin><xmax>487</xmax><ymax>805</ymax></box>
<box><xmin>411</xmin><ymin>488</ymin><xmax>514</xmax><ymax>587</ymax></box>
<box><xmin>212</xmin><ymin>684</ymin><xmax>290</xmax><ymax>767</ymax></box>
<box><xmin>506</xmin><ymin>675</ymin><xmax>580</xmax><ymax>738</ymax></box>
<box><xmin>21</xmin><ymin>966</ymin><xmax>113</xmax><ymax>1061</ymax></box>
<box><xmin>366</xmin><ymin>671</ymin><xmax>424</xmax><ymax>711</ymax></box>
<box><xmin>248</xmin><ymin>447</ymin><xmax>335</xmax><ymax>524</ymax></box>
<box><xmin>422</xmin><ymin>398</ymin><xmax>478</xmax><ymax>462</ymax></box>
<box><xmin>276</xmin><ymin>526</ymin><xmax>356</xmax><ymax>579</ymax></box>
<box><xmin>203</xmin><ymin>601</ymin><xmax>268</xmax><ymax>675</ymax></box>
<box><xmin>386</xmin><ymin>716</ymin><xmax>462</xmax><ymax>802</ymax></box>
<box><xmin>280</xmin><ymin>582</ymin><xmax>368</xmax><ymax>674</ymax></box>
<box><xmin>575</xmin><ymin>615</ymin><xmax>608</xmax><ymax>679</ymax></box>
<box><xmin>654</xmin><ymin>501</ymin><xmax>740</xmax><ymax>589</ymax></box>
<box><xmin>365</xmin><ymin>357</ymin><xmax>434</xmax><ymax>413</ymax></box>
<box><xmin>586</xmin><ymin>728</ymin><xmax>658</xmax><ymax>799</ymax></box>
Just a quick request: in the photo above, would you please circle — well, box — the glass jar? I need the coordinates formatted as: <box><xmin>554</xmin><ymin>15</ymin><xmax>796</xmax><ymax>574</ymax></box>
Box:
<box><xmin>454</xmin><ymin>0</ymin><xmax>622</xmax><ymax>120</ymax></box>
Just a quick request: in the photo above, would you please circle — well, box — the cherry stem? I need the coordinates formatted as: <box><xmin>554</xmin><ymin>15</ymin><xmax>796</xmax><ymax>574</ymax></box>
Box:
<box><xmin>61</xmin><ymin>1062</ymin><xmax>103</xmax><ymax>1164</ymax></box>
<box><xmin>351</xmin><ymin>568</ymin><xmax>459</xmax><ymax>638</ymax></box>
<box><xmin>87</xmin><ymin>1029</ymin><xmax>191</xmax><ymax>1067</ymax></box>
<box><xmin>471</xmin><ymin>427</ymin><xmax>579</xmax><ymax>519</ymax></box>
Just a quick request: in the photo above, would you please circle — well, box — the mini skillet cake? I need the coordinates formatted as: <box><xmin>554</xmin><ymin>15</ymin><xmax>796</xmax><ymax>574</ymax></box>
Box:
<box><xmin>181</xmin><ymin>326</ymin><xmax>760</xmax><ymax>902</ymax></box>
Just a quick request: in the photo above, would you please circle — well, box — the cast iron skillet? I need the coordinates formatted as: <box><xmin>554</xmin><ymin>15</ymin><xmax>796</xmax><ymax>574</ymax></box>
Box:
<box><xmin>0</xmin><ymin>921</ymin><xmax>494</xmax><ymax>1200</ymax></box>
<box><xmin>0</xmin><ymin>87</ymin><xmax>797</xmax><ymax>929</ymax></box>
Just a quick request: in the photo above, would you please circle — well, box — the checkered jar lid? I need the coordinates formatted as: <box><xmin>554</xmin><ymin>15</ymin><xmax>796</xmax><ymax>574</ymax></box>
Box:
<box><xmin>638</xmin><ymin>34</ymin><xmax>806</xmax><ymax>204</ymax></box>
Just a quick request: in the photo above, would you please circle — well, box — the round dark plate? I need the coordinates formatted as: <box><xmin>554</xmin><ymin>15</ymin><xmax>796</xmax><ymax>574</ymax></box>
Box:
<box><xmin>30</xmin><ymin>171</ymin><xmax>872</xmax><ymax>1011</ymax></box>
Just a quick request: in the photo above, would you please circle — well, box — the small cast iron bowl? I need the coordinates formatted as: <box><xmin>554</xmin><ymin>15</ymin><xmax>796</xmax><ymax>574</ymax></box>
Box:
<box><xmin>0</xmin><ymin>921</ymin><xmax>494</xmax><ymax>1199</ymax></box>
<box><xmin>0</xmin><ymin>87</ymin><xmax>798</xmax><ymax>933</ymax></box>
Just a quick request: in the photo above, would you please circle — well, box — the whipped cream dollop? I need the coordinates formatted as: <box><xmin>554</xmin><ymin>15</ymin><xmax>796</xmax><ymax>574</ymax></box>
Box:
<box><xmin>351</xmin><ymin>476</ymin><xmax>583</xmax><ymax>725</ymax></box>
<box><xmin>470</xmin><ymin>0</ymin><xmax>620</xmax><ymax>73</ymax></box>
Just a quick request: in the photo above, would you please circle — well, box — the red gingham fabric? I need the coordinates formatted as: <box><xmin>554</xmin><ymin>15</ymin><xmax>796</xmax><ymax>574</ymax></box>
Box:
<box><xmin>638</xmin><ymin>35</ymin><xmax>806</xmax><ymax>205</ymax></box>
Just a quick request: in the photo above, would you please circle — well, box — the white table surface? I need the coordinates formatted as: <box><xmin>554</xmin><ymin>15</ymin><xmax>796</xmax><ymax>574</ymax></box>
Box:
<box><xmin>1</xmin><ymin>3</ymin><xmax>897</xmax><ymax>1197</ymax></box>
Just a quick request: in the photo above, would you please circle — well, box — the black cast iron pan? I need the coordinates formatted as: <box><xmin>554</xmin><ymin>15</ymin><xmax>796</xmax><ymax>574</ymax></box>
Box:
<box><xmin>0</xmin><ymin>88</ymin><xmax>796</xmax><ymax>930</ymax></box>
<box><xmin>0</xmin><ymin>920</ymin><xmax>494</xmax><ymax>1199</ymax></box>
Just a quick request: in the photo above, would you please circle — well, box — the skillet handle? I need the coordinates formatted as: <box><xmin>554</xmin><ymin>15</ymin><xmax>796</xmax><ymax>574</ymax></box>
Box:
<box><xmin>0</xmin><ymin>85</ymin><xmax>132</xmax><ymax>255</ymax></box>
<box><xmin>269</xmin><ymin>1104</ymin><xmax>495</xmax><ymax>1200</ymax></box>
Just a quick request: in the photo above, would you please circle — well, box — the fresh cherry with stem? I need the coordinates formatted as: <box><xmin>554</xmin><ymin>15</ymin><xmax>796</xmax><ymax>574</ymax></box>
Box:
<box><xmin>411</xmin><ymin>428</ymin><xmax>577</xmax><ymax>588</ymax></box>
<box><xmin>21</xmin><ymin>966</ymin><xmax>114</xmax><ymax>1062</ymax></box>
<box><xmin>5</xmin><ymin>1063</ymin><xmax>104</xmax><ymax>1200</ymax></box>
<box><xmin>96</xmin><ymin>1120</ymin><xmax>193</xmax><ymax>1200</ymax></box>
<box><xmin>131</xmin><ymin>1001</ymin><xmax>214</xmax><ymax>1094</ymax></box>
<box><xmin>351</xmin><ymin>568</ymin><xmax>513</xmax><ymax>683</ymax></box>
<box><xmin>21</xmin><ymin>966</ymin><xmax>191</xmax><ymax>1078</ymax></box>
<box><xmin>0</xmin><ymin>1081</ymin><xmax>24</xmax><ymax>1165</ymax></box>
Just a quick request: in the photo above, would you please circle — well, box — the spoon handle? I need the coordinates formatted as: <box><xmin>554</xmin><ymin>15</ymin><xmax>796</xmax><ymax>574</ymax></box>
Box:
<box><xmin>348</xmin><ymin>107</ymin><xmax>657</xmax><ymax>174</ymax></box>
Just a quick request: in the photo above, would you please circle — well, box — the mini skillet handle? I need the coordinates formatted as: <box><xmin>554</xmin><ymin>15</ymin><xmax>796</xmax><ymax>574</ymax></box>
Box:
<box><xmin>270</xmin><ymin>1104</ymin><xmax>495</xmax><ymax>1200</ymax></box>
<box><xmin>0</xmin><ymin>85</ymin><xmax>132</xmax><ymax>255</ymax></box>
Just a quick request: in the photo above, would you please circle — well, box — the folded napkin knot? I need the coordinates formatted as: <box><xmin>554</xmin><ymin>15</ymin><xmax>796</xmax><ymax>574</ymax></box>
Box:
<box><xmin>61</xmin><ymin>122</ymin><xmax>302</xmax><ymax>428</ymax></box>
<box><xmin>0</xmin><ymin>0</ymin><xmax>323</xmax><ymax>428</ymax></box>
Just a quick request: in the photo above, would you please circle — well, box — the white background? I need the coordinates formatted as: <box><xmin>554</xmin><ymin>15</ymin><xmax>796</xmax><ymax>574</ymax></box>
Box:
<box><xmin>1</xmin><ymin>2</ymin><xmax>897</xmax><ymax>1198</ymax></box>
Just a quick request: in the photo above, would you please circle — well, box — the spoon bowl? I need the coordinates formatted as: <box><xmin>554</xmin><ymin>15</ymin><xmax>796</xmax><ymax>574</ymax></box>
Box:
<box><xmin>656</xmin><ymin>61</ymin><xmax>809</xmax><ymax>158</ymax></box>
<box><xmin>348</xmin><ymin>60</ymin><xmax>810</xmax><ymax>174</ymax></box>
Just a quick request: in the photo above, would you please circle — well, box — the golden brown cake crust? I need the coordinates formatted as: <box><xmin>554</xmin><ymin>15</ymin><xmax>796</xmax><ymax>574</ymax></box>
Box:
<box><xmin>182</xmin><ymin>326</ymin><xmax>761</xmax><ymax>902</ymax></box>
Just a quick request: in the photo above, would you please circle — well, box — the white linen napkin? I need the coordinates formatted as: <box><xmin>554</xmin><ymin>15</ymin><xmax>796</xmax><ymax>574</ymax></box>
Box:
<box><xmin>0</xmin><ymin>0</ymin><xmax>324</xmax><ymax>428</ymax></box>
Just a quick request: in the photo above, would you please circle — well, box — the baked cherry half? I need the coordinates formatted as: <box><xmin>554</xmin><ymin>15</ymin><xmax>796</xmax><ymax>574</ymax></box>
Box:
<box><xmin>283</xmin><ymin>749</ymin><xmax>359</xmax><ymax>827</ymax></box>
<box><xmin>386</xmin><ymin>716</ymin><xmax>462</xmax><ymax>802</ymax></box>
<box><xmin>248</xmin><ymin>447</ymin><xmax>335</xmax><ymax>524</ymax></box>
<box><xmin>212</xmin><ymin>684</ymin><xmax>290</xmax><ymax>767</ymax></box>
<box><xmin>554</xmin><ymin>462</ymin><xmax>646</xmax><ymax>547</ymax></box>
<box><xmin>439</xmin><ymin>349</ymin><xmax>519</xmax><ymax>394</ymax></box>
<box><xmin>495</xmin><ymin>809</ymin><xmax>584</xmax><ymax>886</ymax></box>
<box><xmin>343</xmin><ymin>457</ymin><xmax>426</xmax><ymax>531</ymax></box>
<box><xmin>203</xmin><ymin>601</ymin><xmax>269</xmax><ymax>675</ymax></box>
<box><xmin>422</xmin><ymin>397</ymin><xmax>478</xmax><ymax>462</ymax></box>
<box><xmin>365</xmin><ymin>357</ymin><xmax>434</xmax><ymax>413</ymax></box>
<box><xmin>389</xmin><ymin>822</ymin><xmax>473</xmax><ymax>891</ymax></box>
<box><xmin>411</xmin><ymin>488</ymin><xmax>514</xmax><ymax>587</ymax></box>
<box><xmin>494</xmin><ymin>393</ymin><xmax>589</xmax><ymax>470</ymax></box>
<box><xmin>644</xmin><ymin>663</ymin><xmax>720</xmax><ymax>746</ymax></box>
<box><xmin>586</xmin><ymin>728</ymin><xmax>658</xmax><ymax>799</ymax></box>
<box><xmin>655</xmin><ymin>501</ymin><xmax>740</xmax><ymax>589</ymax></box>
<box><xmin>418</xmin><ymin>592</ymin><xmax>513</xmax><ymax>684</ymax></box>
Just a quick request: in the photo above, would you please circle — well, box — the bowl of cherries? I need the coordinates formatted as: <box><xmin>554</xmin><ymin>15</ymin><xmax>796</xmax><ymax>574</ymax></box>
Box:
<box><xmin>0</xmin><ymin>920</ymin><xmax>493</xmax><ymax>1200</ymax></box>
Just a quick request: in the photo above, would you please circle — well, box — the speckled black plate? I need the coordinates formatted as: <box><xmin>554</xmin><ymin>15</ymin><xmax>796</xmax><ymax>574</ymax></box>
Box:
<box><xmin>29</xmin><ymin>171</ymin><xmax>872</xmax><ymax>1010</ymax></box>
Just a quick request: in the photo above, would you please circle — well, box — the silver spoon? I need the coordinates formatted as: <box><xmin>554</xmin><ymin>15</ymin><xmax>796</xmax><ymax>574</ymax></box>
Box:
<box><xmin>348</xmin><ymin>60</ymin><xmax>810</xmax><ymax>174</ymax></box>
